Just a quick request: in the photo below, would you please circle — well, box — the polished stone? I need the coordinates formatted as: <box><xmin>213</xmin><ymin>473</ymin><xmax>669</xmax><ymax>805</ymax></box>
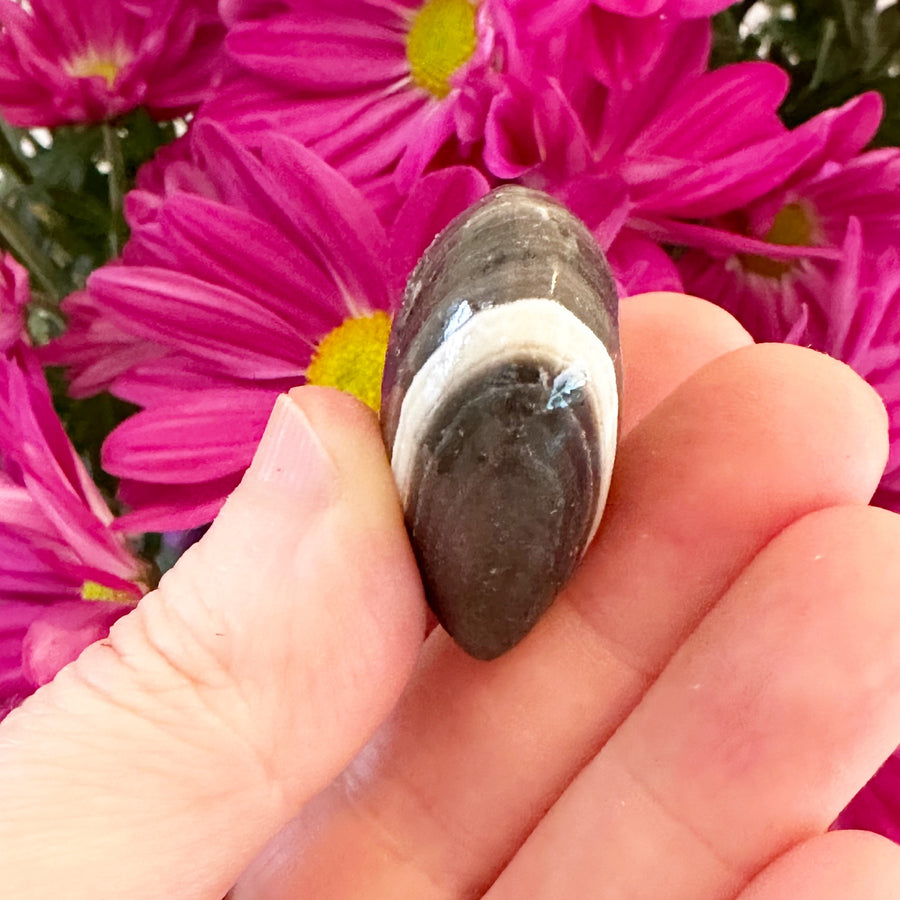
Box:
<box><xmin>381</xmin><ymin>185</ymin><xmax>620</xmax><ymax>660</ymax></box>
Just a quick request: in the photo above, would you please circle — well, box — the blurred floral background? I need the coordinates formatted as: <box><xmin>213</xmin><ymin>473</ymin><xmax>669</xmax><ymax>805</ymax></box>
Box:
<box><xmin>1</xmin><ymin>0</ymin><xmax>899</xmax><ymax>842</ymax></box>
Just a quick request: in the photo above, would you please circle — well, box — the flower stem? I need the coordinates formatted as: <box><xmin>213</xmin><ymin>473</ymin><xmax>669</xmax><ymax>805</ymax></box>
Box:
<box><xmin>867</xmin><ymin>27</ymin><xmax>900</xmax><ymax>77</ymax></box>
<box><xmin>0</xmin><ymin>203</ymin><xmax>62</xmax><ymax>301</ymax></box>
<box><xmin>0</xmin><ymin>122</ymin><xmax>32</xmax><ymax>184</ymax></box>
<box><xmin>809</xmin><ymin>18</ymin><xmax>838</xmax><ymax>92</ymax></box>
<box><xmin>102</xmin><ymin>121</ymin><xmax>128</xmax><ymax>258</ymax></box>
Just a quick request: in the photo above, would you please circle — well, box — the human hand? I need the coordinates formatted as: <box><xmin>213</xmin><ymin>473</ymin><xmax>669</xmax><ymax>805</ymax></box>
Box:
<box><xmin>2</xmin><ymin>292</ymin><xmax>900</xmax><ymax>899</ymax></box>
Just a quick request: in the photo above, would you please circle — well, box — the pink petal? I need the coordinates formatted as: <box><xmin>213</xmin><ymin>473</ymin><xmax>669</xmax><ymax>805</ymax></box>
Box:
<box><xmin>114</xmin><ymin>472</ymin><xmax>245</xmax><ymax>533</ymax></box>
<box><xmin>589</xmin><ymin>9</ymin><xmax>708</xmax><ymax>91</ymax></box>
<box><xmin>791</xmin><ymin>92</ymin><xmax>884</xmax><ymax>175</ymax></box>
<box><xmin>226</xmin><ymin>15</ymin><xmax>406</xmax><ymax>90</ymax></box>
<box><xmin>102</xmin><ymin>389</ymin><xmax>276</xmax><ymax>484</ymax></box>
<box><xmin>608</xmin><ymin>228</ymin><xmax>683</xmax><ymax>295</ymax></box>
<box><xmin>87</xmin><ymin>266</ymin><xmax>311</xmax><ymax>379</ymax></box>
<box><xmin>139</xmin><ymin>195</ymin><xmax>343</xmax><ymax>333</ymax></box>
<box><xmin>389</xmin><ymin>166</ymin><xmax>491</xmax><ymax>290</ymax></box>
<box><xmin>632</xmin><ymin>216</ymin><xmax>843</xmax><ymax>262</ymax></box>
<box><xmin>629</xmin><ymin>62</ymin><xmax>789</xmax><ymax>160</ymax></box>
<box><xmin>628</xmin><ymin>128</ymin><xmax>826</xmax><ymax>218</ymax></box>
<box><xmin>484</xmin><ymin>76</ymin><xmax>593</xmax><ymax>181</ymax></box>
<box><xmin>259</xmin><ymin>134</ymin><xmax>393</xmax><ymax>311</ymax></box>
<box><xmin>309</xmin><ymin>84</ymin><xmax>429</xmax><ymax>180</ymax></box>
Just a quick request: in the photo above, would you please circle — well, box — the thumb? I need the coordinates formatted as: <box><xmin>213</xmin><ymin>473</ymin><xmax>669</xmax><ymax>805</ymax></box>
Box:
<box><xmin>0</xmin><ymin>387</ymin><xmax>426</xmax><ymax>900</ymax></box>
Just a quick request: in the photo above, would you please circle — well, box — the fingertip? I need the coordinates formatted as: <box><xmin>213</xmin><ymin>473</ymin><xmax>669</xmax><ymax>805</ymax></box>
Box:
<box><xmin>619</xmin><ymin>291</ymin><xmax>754</xmax><ymax>434</ymax></box>
<box><xmin>622</xmin><ymin>291</ymin><xmax>753</xmax><ymax>346</ymax></box>
<box><xmin>726</xmin><ymin>342</ymin><xmax>889</xmax><ymax>498</ymax></box>
<box><xmin>738</xmin><ymin>830</ymin><xmax>900</xmax><ymax>900</ymax></box>
<box><xmin>287</xmin><ymin>384</ymin><xmax>382</xmax><ymax>450</ymax></box>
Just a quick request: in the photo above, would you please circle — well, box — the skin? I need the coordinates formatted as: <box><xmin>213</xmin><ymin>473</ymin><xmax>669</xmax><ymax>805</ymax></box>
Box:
<box><xmin>1</xmin><ymin>291</ymin><xmax>899</xmax><ymax>899</ymax></box>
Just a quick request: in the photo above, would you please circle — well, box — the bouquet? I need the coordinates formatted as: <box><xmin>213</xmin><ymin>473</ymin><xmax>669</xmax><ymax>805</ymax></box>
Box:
<box><xmin>1</xmin><ymin>0</ymin><xmax>899</xmax><ymax>841</ymax></box>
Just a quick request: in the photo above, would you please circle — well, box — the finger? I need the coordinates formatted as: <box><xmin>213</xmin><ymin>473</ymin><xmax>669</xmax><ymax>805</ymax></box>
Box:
<box><xmin>487</xmin><ymin>506</ymin><xmax>900</xmax><ymax>900</ymax></box>
<box><xmin>737</xmin><ymin>830</ymin><xmax>900</xmax><ymax>900</ymax></box>
<box><xmin>0</xmin><ymin>388</ymin><xmax>426</xmax><ymax>900</ymax></box>
<box><xmin>618</xmin><ymin>291</ymin><xmax>752</xmax><ymax>436</ymax></box>
<box><xmin>234</xmin><ymin>342</ymin><xmax>887</xmax><ymax>898</ymax></box>
<box><xmin>230</xmin><ymin>292</ymin><xmax>753</xmax><ymax>898</ymax></box>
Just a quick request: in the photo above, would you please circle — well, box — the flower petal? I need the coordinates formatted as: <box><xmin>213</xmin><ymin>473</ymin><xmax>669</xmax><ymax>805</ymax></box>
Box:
<box><xmin>102</xmin><ymin>389</ymin><xmax>277</xmax><ymax>485</ymax></box>
<box><xmin>226</xmin><ymin>14</ymin><xmax>407</xmax><ymax>91</ymax></box>
<box><xmin>87</xmin><ymin>266</ymin><xmax>311</xmax><ymax>379</ymax></box>
<box><xmin>389</xmin><ymin>166</ymin><xmax>491</xmax><ymax>290</ymax></box>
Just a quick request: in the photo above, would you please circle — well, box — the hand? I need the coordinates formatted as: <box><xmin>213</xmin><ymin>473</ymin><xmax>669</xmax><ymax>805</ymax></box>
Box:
<box><xmin>2</xmin><ymin>292</ymin><xmax>900</xmax><ymax>900</ymax></box>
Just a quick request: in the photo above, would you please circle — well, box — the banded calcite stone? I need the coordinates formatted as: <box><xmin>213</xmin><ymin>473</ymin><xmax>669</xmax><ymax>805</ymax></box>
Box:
<box><xmin>381</xmin><ymin>185</ymin><xmax>620</xmax><ymax>660</ymax></box>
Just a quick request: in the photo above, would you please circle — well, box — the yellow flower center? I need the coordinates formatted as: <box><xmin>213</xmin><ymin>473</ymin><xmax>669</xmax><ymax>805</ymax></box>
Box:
<box><xmin>740</xmin><ymin>202</ymin><xmax>818</xmax><ymax>278</ymax></box>
<box><xmin>80</xmin><ymin>580</ymin><xmax>139</xmax><ymax>605</ymax></box>
<box><xmin>65</xmin><ymin>48</ymin><xmax>131</xmax><ymax>88</ymax></box>
<box><xmin>305</xmin><ymin>311</ymin><xmax>392</xmax><ymax>413</ymax></box>
<box><xmin>406</xmin><ymin>0</ymin><xmax>478</xmax><ymax>99</ymax></box>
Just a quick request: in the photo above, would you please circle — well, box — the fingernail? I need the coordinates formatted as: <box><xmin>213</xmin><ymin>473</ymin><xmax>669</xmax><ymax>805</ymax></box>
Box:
<box><xmin>247</xmin><ymin>394</ymin><xmax>337</xmax><ymax>504</ymax></box>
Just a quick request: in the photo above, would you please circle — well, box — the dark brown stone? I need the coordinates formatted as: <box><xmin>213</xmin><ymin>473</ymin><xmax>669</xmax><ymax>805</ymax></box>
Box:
<box><xmin>381</xmin><ymin>186</ymin><xmax>620</xmax><ymax>660</ymax></box>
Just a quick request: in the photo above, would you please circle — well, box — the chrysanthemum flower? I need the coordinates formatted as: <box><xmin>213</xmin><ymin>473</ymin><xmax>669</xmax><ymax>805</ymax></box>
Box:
<box><xmin>206</xmin><ymin>0</ymin><xmax>552</xmax><ymax>189</ymax></box>
<box><xmin>589</xmin><ymin>20</ymin><xmax>856</xmax><ymax>219</ymax></box>
<box><xmin>608</xmin><ymin>84</ymin><xmax>900</xmax><ymax>505</ymax></box>
<box><xmin>0</xmin><ymin>0</ymin><xmax>226</xmax><ymax>127</ymax></box>
<box><xmin>651</xmin><ymin>90</ymin><xmax>895</xmax><ymax>247</ymax></box>
<box><xmin>640</xmin><ymin>91</ymin><xmax>894</xmax><ymax>333</ymax></box>
<box><xmin>46</xmin><ymin>123</ymin><xmax>493</xmax><ymax>531</ymax></box>
<box><xmin>679</xmin><ymin>214</ymin><xmax>900</xmax><ymax>509</ymax></box>
<box><xmin>0</xmin><ymin>254</ymin><xmax>144</xmax><ymax>719</ymax></box>
<box><xmin>481</xmin><ymin>12</ymin><xmax>839</xmax><ymax>233</ymax></box>
<box><xmin>661</xmin><ymin>90</ymin><xmax>896</xmax><ymax>291</ymax></box>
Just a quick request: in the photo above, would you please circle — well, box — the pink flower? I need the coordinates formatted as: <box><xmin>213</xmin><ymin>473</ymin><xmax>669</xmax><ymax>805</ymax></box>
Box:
<box><xmin>482</xmin><ymin>13</ymin><xmax>838</xmax><ymax>229</ymax></box>
<box><xmin>679</xmin><ymin>215</ymin><xmax>900</xmax><ymax>509</ymax></box>
<box><xmin>46</xmin><ymin>123</ymin><xmax>492</xmax><ymax>531</ymax></box>
<box><xmin>585</xmin><ymin>18</ymin><xmax>844</xmax><ymax>218</ymax></box>
<box><xmin>648</xmin><ymin>91</ymin><xmax>894</xmax><ymax>248</ymax></box>
<box><xmin>204</xmin><ymin>0</ymin><xmax>554</xmax><ymax>190</ymax></box>
<box><xmin>0</xmin><ymin>0</ymin><xmax>226</xmax><ymax>127</ymax></box>
<box><xmin>0</xmin><ymin>254</ymin><xmax>144</xmax><ymax>719</ymax></box>
<box><xmin>639</xmin><ymin>91</ymin><xmax>897</xmax><ymax>357</ymax></box>
<box><xmin>475</xmin><ymin>14</ymin><xmax>840</xmax><ymax>294</ymax></box>
<box><xmin>660</xmin><ymin>90</ymin><xmax>897</xmax><ymax>325</ymax></box>
<box><xmin>623</xmin><ymin>88</ymin><xmax>900</xmax><ymax>507</ymax></box>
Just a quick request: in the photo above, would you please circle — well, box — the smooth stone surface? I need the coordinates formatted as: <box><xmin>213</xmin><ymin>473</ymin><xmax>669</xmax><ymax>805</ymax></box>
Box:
<box><xmin>381</xmin><ymin>185</ymin><xmax>620</xmax><ymax>660</ymax></box>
